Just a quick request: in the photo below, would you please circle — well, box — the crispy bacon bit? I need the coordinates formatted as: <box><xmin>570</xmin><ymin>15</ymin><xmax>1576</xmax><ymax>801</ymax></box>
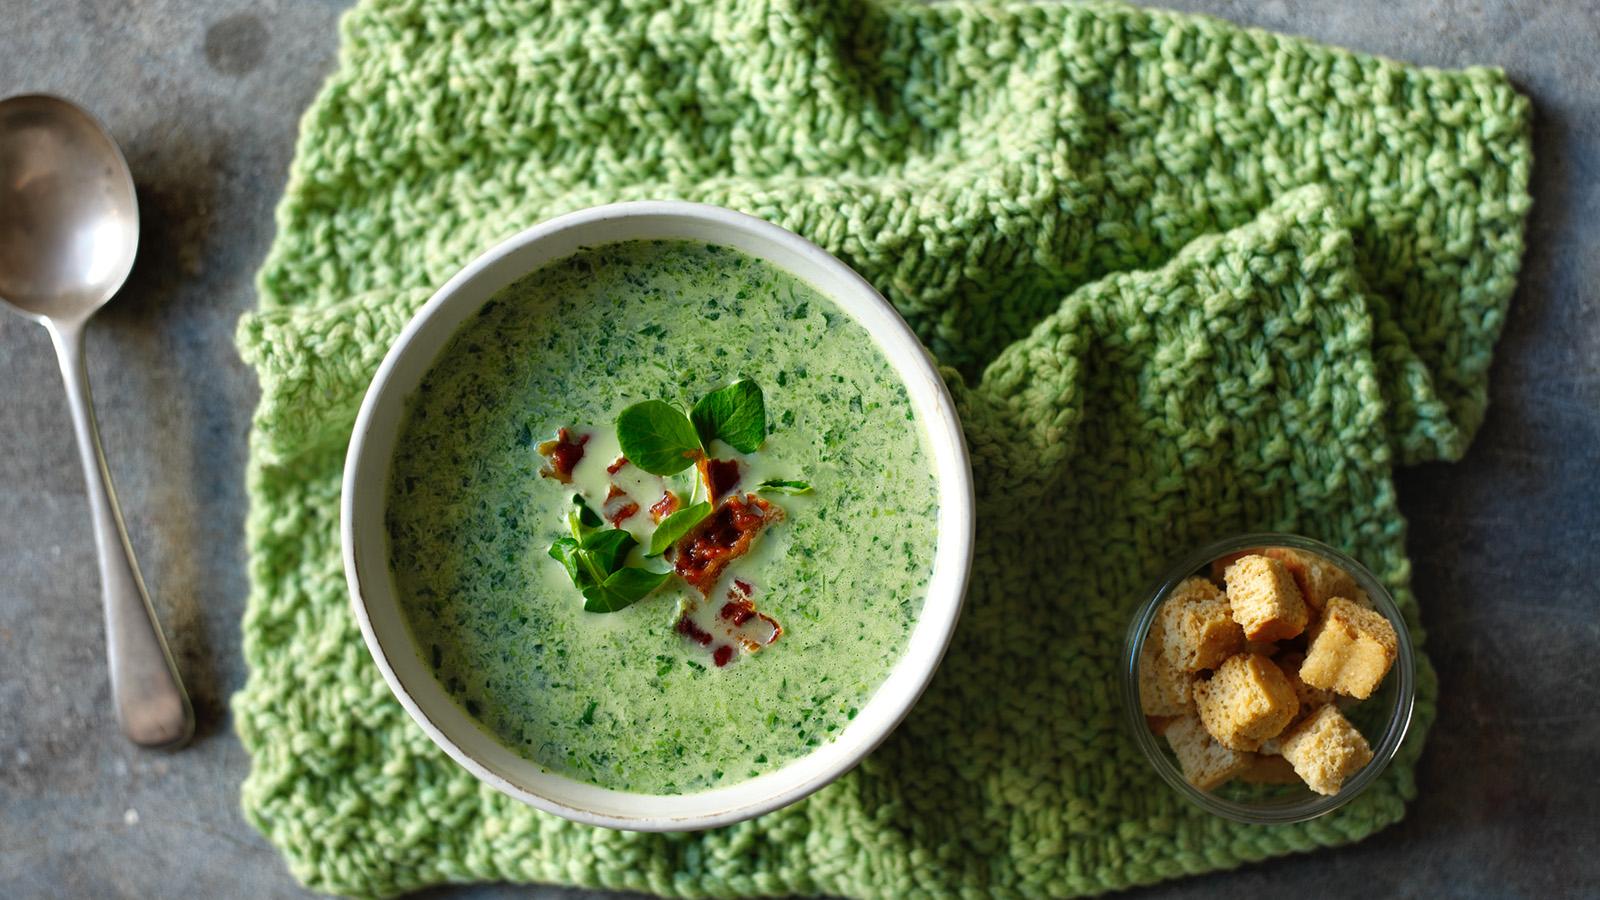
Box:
<box><xmin>649</xmin><ymin>490</ymin><xmax>681</xmax><ymax>524</ymax></box>
<box><xmin>720</xmin><ymin>580</ymin><xmax>781</xmax><ymax>650</ymax></box>
<box><xmin>606</xmin><ymin>455</ymin><xmax>628</xmax><ymax>475</ymax></box>
<box><xmin>720</xmin><ymin>599</ymin><xmax>755</xmax><ymax>626</ymax></box>
<box><xmin>676</xmin><ymin>581</ymin><xmax>781</xmax><ymax>665</ymax></box>
<box><xmin>536</xmin><ymin>428</ymin><xmax>588</xmax><ymax>483</ymax></box>
<box><xmin>603</xmin><ymin>484</ymin><xmax>640</xmax><ymax>527</ymax></box>
<box><xmin>697</xmin><ymin>457</ymin><xmax>742</xmax><ymax>502</ymax></box>
<box><xmin>721</xmin><ymin>581</ymin><xmax>757</xmax><ymax>625</ymax></box>
<box><xmin>676</xmin><ymin>615</ymin><xmax>714</xmax><ymax>646</ymax></box>
<box><xmin>673</xmin><ymin>494</ymin><xmax>782</xmax><ymax>595</ymax></box>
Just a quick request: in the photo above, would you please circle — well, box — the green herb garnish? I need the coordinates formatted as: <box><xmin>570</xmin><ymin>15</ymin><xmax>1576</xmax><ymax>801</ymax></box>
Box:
<box><xmin>581</xmin><ymin>566</ymin><xmax>671</xmax><ymax>613</ymax></box>
<box><xmin>756</xmin><ymin>478</ymin><xmax>812</xmax><ymax>495</ymax></box>
<box><xmin>549</xmin><ymin>381</ymin><xmax>807</xmax><ymax>615</ymax></box>
<box><xmin>647</xmin><ymin>501</ymin><xmax>712</xmax><ymax>557</ymax></box>
<box><xmin>576</xmin><ymin>527</ymin><xmax>636</xmax><ymax>573</ymax></box>
<box><xmin>547</xmin><ymin>536</ymin><xmax>590</xmax><ymax>585</ymax></box>
<box><xmin>617</xmin><ymin>380</ymin><xmax>769</xmax><ymax>475</ymax></box>
<box><xmin>616</xmin><ymin>399</ymin><xmax>702</xmax><ymax>475</ymax></box>
<box><xmin>572</xmin><ymin>494</ymin><xmax>602</xmax><ymax>528</ymax></box>
<box><xmin>548</xmin><ymin>494</ymin><xmax>670</xmax><ymax>614</ymax></box>
<box><xmin>690</xmin><ymin>379</ymin><xmax>766</xmax><ymax>453</ymax></box>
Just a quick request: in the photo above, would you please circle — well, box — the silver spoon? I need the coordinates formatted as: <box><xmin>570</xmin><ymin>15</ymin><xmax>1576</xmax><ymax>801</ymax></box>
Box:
<box><xmin>0</xmin><ymin>94</ymin><xmax>193</xmax><ymax>748</ymax></box>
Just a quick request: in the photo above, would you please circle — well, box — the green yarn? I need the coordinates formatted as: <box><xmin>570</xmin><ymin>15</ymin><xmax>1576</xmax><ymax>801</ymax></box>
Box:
<box><xmin>233</xmin><ymin>1</ymin><xmax>1532</xmax><ymax>896</ymax></box>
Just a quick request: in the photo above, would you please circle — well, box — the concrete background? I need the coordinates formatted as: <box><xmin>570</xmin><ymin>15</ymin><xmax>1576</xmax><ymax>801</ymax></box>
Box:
<box><xmin>0</xmin><ymin>1</ymin><xmax>1595</xmax><ymax>897</ymax></box>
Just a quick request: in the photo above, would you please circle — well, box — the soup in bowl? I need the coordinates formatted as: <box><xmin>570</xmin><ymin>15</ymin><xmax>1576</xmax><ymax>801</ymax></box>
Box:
<box><xmin>342</xmin><ymin>202</ymin><xmax>973</xmax><ymax>830</ymax></box>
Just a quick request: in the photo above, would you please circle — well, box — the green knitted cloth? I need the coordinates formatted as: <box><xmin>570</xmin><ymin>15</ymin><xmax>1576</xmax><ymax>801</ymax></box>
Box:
<box><xmin>233</xmin><ymin>1</ymin><xmax>1532</xmax><ymax>896</ymax></box>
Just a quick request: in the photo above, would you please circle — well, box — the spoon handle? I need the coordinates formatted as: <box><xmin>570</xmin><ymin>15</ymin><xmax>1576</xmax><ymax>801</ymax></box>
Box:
<box><xmin>46</xmin><ymin>319</ymin><xmax>194</xmax><ymax>748</ymax></box>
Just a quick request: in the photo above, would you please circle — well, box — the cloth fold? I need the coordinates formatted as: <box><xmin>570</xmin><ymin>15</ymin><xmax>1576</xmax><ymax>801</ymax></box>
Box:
<box><xmin>234</xmin><ymin>1</ymin><xmax>1530</xmax><ymax>896</ymax></box>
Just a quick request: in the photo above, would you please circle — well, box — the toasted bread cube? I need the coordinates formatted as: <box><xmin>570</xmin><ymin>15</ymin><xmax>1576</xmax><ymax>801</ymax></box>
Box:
<box><xmin>1238</xmin><ymin>753</ymin><xmax>1301</xmax><ymax>785</ymax></box>
<box><xmin>1261</xmin><ymin>547</ymin><xmax>1361</xmax><ymax>612</ymax></box>
<box><xmin>1277</xmin><ymin>651</ymin><xmax>1337</xmax><ymax>724</ymax></box>
<box><xmin>1279</xmin><ymin>704</ymin><xmax>1373</xmax><ymax>795</ymax></box>
<box><xmin>1138</xmin><ymin>627</ymin><xmax>1194</xmax><ymax>716</ymax></box>
<box><xmin>1300</xmin><ymin>597</ymin><xmax>1398</xmax><ymax>699</ymax></box>
<box><xmin>1208</xmin><ymin>548</ymin><xmax>1263</xmax><ymax>584</ymax></box>
<box><xmin>1157</xmin><ymin>577</ymin><xmax>1244</xmax><ymax>672</ymax></box>
<box><xmin>1225</xmin><ymin>554</ymin><xmax>1309</xmax><ymax>641</ymax></box>
<box><xmin>1145</xmin><ymin>715</ymin><xmax>1176</xmax><ymax>736</ymax></box>
<box><xmin>1165</xmin><ymin>714</ymin><xmax>1252</xmax><ymax>790</ymax></box>
<box><xmin>1193</xmin><ymin>653</ymin><xmax>1299</xmax><ymax>751</ymax></box>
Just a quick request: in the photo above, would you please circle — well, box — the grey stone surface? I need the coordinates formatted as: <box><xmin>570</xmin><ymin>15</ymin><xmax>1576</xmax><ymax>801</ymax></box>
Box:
<box><xmin>0</xmin><ymin>0</ymin><xmax>1594</xmax><ymax>897</ymax></box>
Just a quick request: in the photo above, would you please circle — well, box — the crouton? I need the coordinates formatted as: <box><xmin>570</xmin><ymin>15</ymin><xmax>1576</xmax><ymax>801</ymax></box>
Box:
<box><xmin>1277</xmin><ymin>651</ymin><xmax>1337</xmax><ymax>724</ymax></box>
<box><xmin>1261</xmin><ymin>547</ymin><xmax>1361</xmax><ymax>613</ymax></box>
<box><xmin>1193</xmin><ymin>653</ymin><xmax>1299</xmax><ymax>751</ymax></box>
<box><xmin>1224</xmin><ymin>554</ymin><xmax>1309</xmax><ymax>641</ymax></box>
<box><xmin>1157</xmin><ymin>577</ymin><xmax>1244</xmax><ymax>672</ymax></box>
<box><xmin>1278</xmin><ymin>704</ymin><xmax>1374</xmax><ymax>795</ymax></box>
<box><xmin>1165</xmin><ymin>714</ymin><xmax>1252</xmax><ymax>790</ymax></box>
<box><xmin>1138</xmin><ymin>627</ymin><xmax>1194</xmax><ymax>716</ymax></box>
<box><xmin>1208</xmin><ymin>548</ymin><xmax>1263</xmax><ymax>584</ymax></box>
<box><xmin>1300</xmin><ymin>597</ymin><xmax>1398</xmax><ymax>699</ymax></box>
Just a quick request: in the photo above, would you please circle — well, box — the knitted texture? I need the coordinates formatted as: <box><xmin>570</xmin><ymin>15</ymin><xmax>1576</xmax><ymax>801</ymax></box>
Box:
<box><xmin>233</xmin><ymin>1</ymin><xmax>1532</xmax><ymax>896</ymax></box>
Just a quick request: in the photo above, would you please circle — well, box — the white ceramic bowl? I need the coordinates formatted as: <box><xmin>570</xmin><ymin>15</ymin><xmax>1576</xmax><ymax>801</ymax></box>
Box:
<box><xmin>342</xmin><ymin>202</ymin><xmax>975</xmax><ymax>831</ymax></box>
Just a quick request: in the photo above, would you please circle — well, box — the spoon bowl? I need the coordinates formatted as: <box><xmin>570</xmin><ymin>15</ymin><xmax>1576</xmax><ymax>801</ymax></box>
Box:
<box><xmin>0</xmin><ymin>93</ymin><xmax>191</xmax><ymax>748</ymax></box>
<box><xmin>0</xmin><ymin>94</ymin><xmax>139</xmax><ymax>320</ymax></box>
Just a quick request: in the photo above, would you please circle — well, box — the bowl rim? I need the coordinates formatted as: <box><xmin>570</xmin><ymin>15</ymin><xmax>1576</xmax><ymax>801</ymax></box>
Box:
<box><xmin>341</xmin><ymin>200</ymin><xmax>975</xmax><ymax>831</ymax></box>
<box><xmin>1120</xmin><ymin>532</ymin><xmax>1417</xmax><ymax>824</ymax></box>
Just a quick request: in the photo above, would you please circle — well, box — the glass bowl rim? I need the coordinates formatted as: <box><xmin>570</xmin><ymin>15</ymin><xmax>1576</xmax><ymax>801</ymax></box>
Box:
<box><xmin>1121</xmin><ymin>532</ymin><xmax>1417</xmax><ymax>825</ymax></box>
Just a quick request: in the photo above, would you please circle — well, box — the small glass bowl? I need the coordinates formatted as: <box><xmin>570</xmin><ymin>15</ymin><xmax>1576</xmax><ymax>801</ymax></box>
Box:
<box><xmin>1121</xmin><ymin>533</ymin><xmax>1416</xmax><ymax>824</ymax></box>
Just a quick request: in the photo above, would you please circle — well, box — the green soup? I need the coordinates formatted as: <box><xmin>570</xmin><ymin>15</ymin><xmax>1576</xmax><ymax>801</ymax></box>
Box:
<box><xmin>387</xmin><ymin>240</ymin><xmax>939</xmax><ymax>794</ymax></box>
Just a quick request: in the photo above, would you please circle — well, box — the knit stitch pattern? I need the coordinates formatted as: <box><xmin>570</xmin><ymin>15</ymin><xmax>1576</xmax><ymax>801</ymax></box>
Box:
<box><xmin>234</xmin><ymin>1</ymin><xmax>1532</xmax><ymax>896</ymax></box>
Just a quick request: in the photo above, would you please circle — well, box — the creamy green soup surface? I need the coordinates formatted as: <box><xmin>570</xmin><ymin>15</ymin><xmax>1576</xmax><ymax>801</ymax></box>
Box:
<box><xmin>386</xmin><ymin>239</ymin><xmax>939</xmax><ymax>794</ymax></box>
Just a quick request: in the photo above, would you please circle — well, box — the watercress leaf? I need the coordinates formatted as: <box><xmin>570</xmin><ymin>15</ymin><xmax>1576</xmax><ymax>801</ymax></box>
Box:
<box><xmin>601</xmin><ymin>563</ymin><xmax>672</xmax><ymax>598</ymax></box>
<box><xmin>547</xmin><ymin>537</ymin><xmax>590</xmax><ymax>587</ymax></box>
<box><xmin>572</xmin><ymin>494</ymin><xmax>603</xmax><ymax>528</ymax></box>
<box><xmin>756</xmin><ymin>478</ymin><xmax>812</xmax><ymax>495</ymax></box>
<box><xmin>606</xmin><ymin>565</ymin><xmax>672</xmax><ymax>596</ymax></box>
<box><xmin>581</xmin><ymin>566</ymin><xmax>672</xmax><ymax>613</ymax></box>
<box><xmin>617</xmin><ymin>400</ymin><xmax>702</xmax><ymax>475</ymax></box>
<box><xmin>581</xmin><ymin>528</ymin><xmax>638</xmax><ymax>574</ymax></box>
<box><xmin>646</xmin><ymin>501</ymin><xmax>712</xmax><ymax>557</ymax></box>
<box><xmin>567</xmin><ymin>497</ymin><xmax>603</xmax><ymax>541</ymax></box>
<box><xmin>580</xmin><ymin>583</ymin><xmax>628</xmax><ymax>613</ymax></box>
<box><xmin>691</xmin><ymin>380</ymin><xmax>766</xmax><ymax>453</ymax></box>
